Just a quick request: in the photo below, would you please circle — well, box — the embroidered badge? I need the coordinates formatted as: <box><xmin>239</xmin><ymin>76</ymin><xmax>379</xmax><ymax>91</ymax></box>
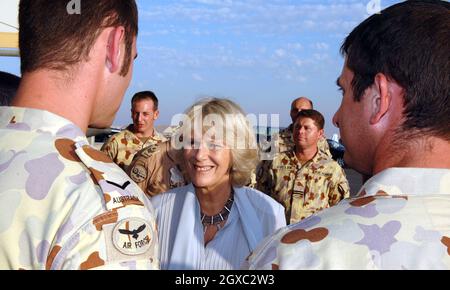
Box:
<box><xmin>112</xmin><ymin>218</ymin><xmax>153</xmax><ymax>256</ymax></box>
<box><xmin>141</xmin><ymin>144</ymin><xmax>158</xmax><ymax>158</ymax></box>
<box><xmin>130</xmin><ymin>165</ymin><xmax>147</xmax><ymax>183</ymax></box>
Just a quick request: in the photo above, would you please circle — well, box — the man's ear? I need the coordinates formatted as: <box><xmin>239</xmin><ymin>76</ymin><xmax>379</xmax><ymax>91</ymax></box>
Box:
<box><xmin>106</xmin><ymin>26</ymin><xmax>125</xmax><ymax>73</ymax></box>
<box><xmin>154</xmin><ymin>110</ymin><xmax>160</xmax><ymax>120</ymax></box>
<box><xmin>318</xmin><ymin>128</ymin><xmax>324</xmax><ymax>138</ymax></box>
<box><xmin>370</xmin><ymin>73</ymin><xmax>391</xmax><ymax>125</ymax></box>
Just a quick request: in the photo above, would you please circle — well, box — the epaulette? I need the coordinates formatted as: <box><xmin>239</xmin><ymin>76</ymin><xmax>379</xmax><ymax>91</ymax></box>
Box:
<box><xmin>71</xmin><ymin>140</ymin><xmax>145</xmax><ymax>211</ymax></box>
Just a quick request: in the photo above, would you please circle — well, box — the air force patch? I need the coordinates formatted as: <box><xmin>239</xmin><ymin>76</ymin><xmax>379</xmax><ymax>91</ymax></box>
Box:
<box><xmin>112</xmin><ymin>218</ymin><xmax>153</xmax><ymax>256</ymax></box>
<box><xmin>130</xmin><ymin>165</ymin><xmax>147</xmax><ymax>183</ymax></box>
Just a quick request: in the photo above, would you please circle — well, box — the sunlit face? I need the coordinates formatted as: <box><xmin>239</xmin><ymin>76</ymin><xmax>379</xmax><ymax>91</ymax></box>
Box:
<box><xmin>333</xmin><ymin>62</ymin><xmax>373</xmax><ymax>174</ymax></box>
<box><xmin>132</xmin><ymin>99</ymin><xmax>159</xmax><ymax>136</ymax></box>
<box><xmin>293</xmin><ymin>117</ymin><xmax>323</xmax><ymax>151</ymax></box>
<box><xmin>290</xmin><ymin>99</ymin><xmax>313</xmax><ymax>123</ymax></box>
<box><xmin>183</xmin><ymin>131</ymin><xmax>232</xmax><ymax>191</ymax></box>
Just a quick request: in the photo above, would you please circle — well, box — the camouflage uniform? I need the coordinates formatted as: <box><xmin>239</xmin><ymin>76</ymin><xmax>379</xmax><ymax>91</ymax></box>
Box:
<box><xmin>247</xmin><ymin>168</ymin><xmax>450</xmax><ymax>270</ymax></box>
<box><xmin>276</xmin><ymin>125</ymin><xmax>332</xmax><ymax>156</ymax></box>
<box><xmin>0</xmin><ymin>107</ymin><xmax>159</xmax><ymax>270</ymax></box>
<box><xmin>128</xmin><ymin>141</ymin><xmax>188</xmax><ymax>198</ymax></box>
<box><xmin>101</xmin><ymin>125</ymin><xmax>167</xmax><ymax>171</ymax></box>
<box><xmin>257</xmin><ymin>149</ymin><xmax>349</xmax><ymax>224</ymax></box>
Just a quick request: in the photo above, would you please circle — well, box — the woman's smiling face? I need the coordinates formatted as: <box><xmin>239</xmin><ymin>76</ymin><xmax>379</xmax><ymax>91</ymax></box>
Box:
<box><xmin>183</xmin><ymin>131</ymin><xmax>232</xmax><ymax>191</ymax></box>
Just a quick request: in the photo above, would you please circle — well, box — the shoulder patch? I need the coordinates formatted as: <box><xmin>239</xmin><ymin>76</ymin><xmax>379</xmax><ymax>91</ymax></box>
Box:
<box><xmin>112</xmin><ymin>218</ymin><xmax>154</xmax><ymax>256</ymax></box>
<box><xmin>141</xmin><ymin>144</ymin><xmax>159</xmax><ymax>158</ymax></box>
<box><xmin>130</xmin><ymin>164</ymin><xmax>147</xmax><ymax>183</ymax></box>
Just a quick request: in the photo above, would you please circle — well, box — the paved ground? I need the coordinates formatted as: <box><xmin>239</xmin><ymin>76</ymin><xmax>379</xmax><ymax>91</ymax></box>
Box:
<box><xmin>344</xmin><ymin>168</ymin><xmax>363</xmax><ymax>197</ymax></box>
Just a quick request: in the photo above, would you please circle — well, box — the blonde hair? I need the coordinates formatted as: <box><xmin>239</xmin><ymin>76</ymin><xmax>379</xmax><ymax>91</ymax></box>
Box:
<box><xmin>182</xmin><ymin>98</ymin><xmax>258</xmax><ymax>187</ymax></box>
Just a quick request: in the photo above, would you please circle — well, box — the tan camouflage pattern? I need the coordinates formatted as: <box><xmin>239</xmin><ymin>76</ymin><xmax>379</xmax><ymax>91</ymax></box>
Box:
<box><xmin>0</xmin><ymin>107</ymin><xmax>159</xmax><ymax>270</ymax></box>
<box><xmin>247</xmin><ymin>168</ymin><xmax>450</xmax><ymax>270</ymax></box>
<box><xmin>276</xmin><ymin>125</ymin><xmax>331</xmax><ymax>157</ymax></box>
<box><xmin>101</xmin><ymin>126</ymin><xmax>167</xmax><ymax>171</ymax></box>
<box><xmin>256</xmin><ymin>149</ymin><xmax>349</xmax><ymax>224</ymax></box>
<box><xmin>127</xmin><ymin>141</ymin><xmax>189</xmax><ymax>198</ymax></box>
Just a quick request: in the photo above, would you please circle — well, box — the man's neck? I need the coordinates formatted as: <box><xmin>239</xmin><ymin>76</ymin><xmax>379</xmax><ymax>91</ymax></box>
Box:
<box><xmin>373</xmin><ymin>135</ymin><xmax>450</xmax><ymax>174</ymax></box>
<box><xmin>134</xmin><ymin>128</ymin><xmax>155</xmax><ymax>139</ymax></box>
<box><xmin>12</xmin><ymin>70</ymin><xmax>96</xmax><ymax>133</ymax></box>
<box><xmin>195</xmin><ymin>181</ymin><xmax>232</xmax><ymax>216</ymax></box>
<box><xmin>295</xmin><ymin>145</ymin><xmax>318</xmax><ymax>164</ymax></box>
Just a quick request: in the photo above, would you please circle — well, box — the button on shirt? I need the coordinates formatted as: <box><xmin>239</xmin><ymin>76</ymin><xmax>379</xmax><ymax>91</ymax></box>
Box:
<box><xmin>0</xmin><ymin>107</ymin><xmax>159</xmax><ymax>270</ymax></box>
<box><xmin>101</xmin><ymin>125</ymin><xmax>167</xmax><ymax>171</ymax></box>
<box><xmin>257</xmin><ymin>149</ymin><xmax>349</xmax><ymax>224</ymax></box>
<box><xmin>248</xmin><ymin>168</ymin><xmax>450</xmax><ymax>270</ymax></box>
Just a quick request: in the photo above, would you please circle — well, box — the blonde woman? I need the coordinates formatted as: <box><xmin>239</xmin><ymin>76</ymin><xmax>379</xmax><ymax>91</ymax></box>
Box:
<box><xmin>152</xmin><ymin>98</ymin><xmax>286</xmax><ymax>270</ymax></box>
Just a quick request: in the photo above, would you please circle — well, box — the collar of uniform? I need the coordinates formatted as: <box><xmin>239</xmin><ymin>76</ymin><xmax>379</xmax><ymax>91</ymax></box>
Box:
<box><xmin>123</xmin><ymin>127</ymin><xmax>140</xmax><ymax>142</ymax></box>
<box><xmin>357</xmin><ymin>167</ymin><xmax>450</xmax><ymax>197</ymax></box>
<box><xmin>153</xmin><ymin>129</ymin><xmax>167</xmax><ymax>142</ymax></box>
<box><xmin>125</xmin><ymin>125</ymin><xmax>166</xmax><ymax>143</ymax></box>
<box><xmin>0</xmin><ymin>106</ymin><xmax>87</xmax><ymax>142</ymax></box>
<box><xmin>283</xmin><ymin>147</ymin><xmax>329</xmax><ymax>168</ymax></box>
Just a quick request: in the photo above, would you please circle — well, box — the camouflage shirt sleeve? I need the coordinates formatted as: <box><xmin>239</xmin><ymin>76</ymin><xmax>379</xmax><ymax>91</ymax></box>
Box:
<box><xmin>318</xmin><ymin>137</ymin><xmax>332</xmax><ymax>158</ymax></box>
<box><xmin>127</xmin><ymin>152</ymin><xmax>150</xmax><ymax>196</ymax></box>
<box><xmin>101</xmin><ymin>136</ymin><xmax>118</xmax><ymax>162</ymax></box>
<box><xmin>51</xmin><ymin>198</ymin><xmax>159</xmax><ymax>270</ymax></box>
<box><xmin>141</xmin><ymin>142</ymin><xmax>175</xmax><ymax>197</ymax></box>
<box><xmin>47</xmin><ymin>143</ymin><xmax>160</xmax><ymax>270</ymax></box>
<box><xmin>328</xmin><ymin>165</ymin><xmax>350</xmax><ymax>206</ymax></box>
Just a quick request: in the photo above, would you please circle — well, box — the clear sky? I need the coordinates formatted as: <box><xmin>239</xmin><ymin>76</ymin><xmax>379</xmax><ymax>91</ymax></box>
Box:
<box><xmin>1</xmin><ymin>0</ymin><xmax>402</xmax><ymax>137</ymax></box>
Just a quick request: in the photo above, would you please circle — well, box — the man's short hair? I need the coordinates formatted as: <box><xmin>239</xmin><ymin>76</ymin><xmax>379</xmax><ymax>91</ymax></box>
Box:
<box><xmin>0</xmin><ymin>71</ymin><xmax>21</xmax><ymax>106</ymax></box>
<box><xmin>19</xmin><ymin>0</ymin><xmax>138</xmax><ymax>76</ymax></box>
<box><xmin>296</xmin><ymin>109</ymin><xmax>325</xmax><ymax>130</ymax></box>
<box><xmin>131</xmin><ymin>91</ymin><xmax>159</xmax><ymax>111</ymax></box>
<box><xmin>341</xmin><ymin>0</ymin><xmax>450</xmax><ymax>140</ymax></box>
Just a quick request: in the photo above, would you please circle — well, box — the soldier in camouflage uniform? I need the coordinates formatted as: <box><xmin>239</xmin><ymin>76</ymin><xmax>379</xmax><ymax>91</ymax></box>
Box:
<box><xmin>247</xmin><ymin>0</ymin><xmax>450</xmax><ymax>270</ymax></box>
<box><xmin>128</xmin><ymin>141</ymin><xmax>189</xmax><ymax>197</ymax></box>
<box><xmin>102</xmin><ymin>91</ymin><xmax>167</xmax><ymax>171</ymax></box>
<box><xmin>257</xmin><ymin>110</ymin><xmax>349</xmax><ymax>224</ymax></box>
<box><xmin>0</xmin><ymin>0</ymin><xmax>159</xmax><ymax>270</ymax></box>
<box><xmin>274</xmin><ymin>97</ymin><xmax>331</xmax><ymax>157</ymax></box>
